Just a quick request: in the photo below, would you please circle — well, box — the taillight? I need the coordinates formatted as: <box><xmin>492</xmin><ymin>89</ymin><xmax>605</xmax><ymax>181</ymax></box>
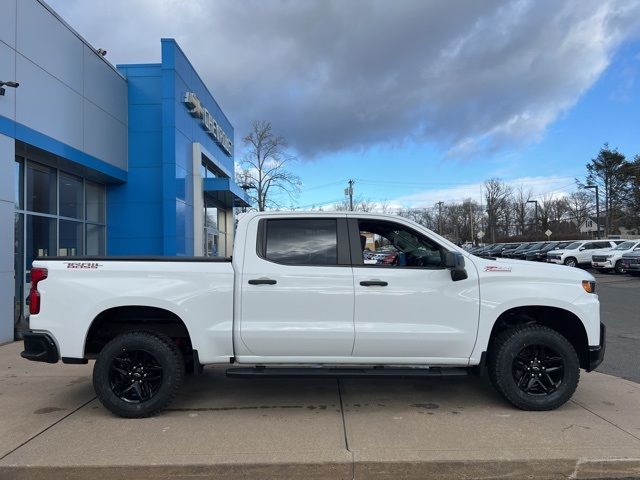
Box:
<box><xmin>29</xmin><ymin>268</ymin><xmax>48</xmax><ymax>315</ymax></box>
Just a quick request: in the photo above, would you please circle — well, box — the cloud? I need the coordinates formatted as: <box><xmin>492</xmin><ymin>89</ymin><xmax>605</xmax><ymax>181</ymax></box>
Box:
<box><xmin>48</xmin><ymin>0</ymin><xmax>640</xmax><ymax>158</ymax></box>
<box><xmin>391</xmin><ymin>175</ymin><xmax>576</xmax><ymax>208</ymax></box>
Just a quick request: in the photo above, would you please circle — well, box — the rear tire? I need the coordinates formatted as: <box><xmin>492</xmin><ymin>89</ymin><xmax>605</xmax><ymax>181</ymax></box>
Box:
<box><xmin>564</xmin><ymin>257</ymin><xmax>577</xmax><ymax>267</ymax></box>
<box><xmin>93</xmin><ymin>331</ymin><xmax>184</xmax><ymax>418</ymax></box>
<box><xmin>488</xmin><ymin>325</ymin><xmax>579</xmax><ymax>411</ymax></box>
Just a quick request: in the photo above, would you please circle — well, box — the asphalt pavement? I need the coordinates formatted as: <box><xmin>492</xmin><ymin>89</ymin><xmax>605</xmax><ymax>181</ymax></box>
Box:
<box><xmin>592</xmin><ymin>271</ymin><xmax>640</xmax><ymax>384</ymax></box>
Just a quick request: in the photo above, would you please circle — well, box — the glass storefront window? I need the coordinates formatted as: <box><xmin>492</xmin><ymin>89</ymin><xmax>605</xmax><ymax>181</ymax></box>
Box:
<box><xmin>205</xmin><ymin>206</ymin><xmax>218</xmax><ymax>229</ymax></box>
<box><xmin>15</xmin><ymin>152</ymin><xmax>107</xmax><ymax>336</ymax></box>
<box><xmin>86</xmin><ymin>224</ymin><xmax>105</xmax><ymax>255</ymax></box>
<box><xmin>27</xmin><ymin>162</ymin><xmax>57</xmax><ymax>214</ymax></box>
<box><xmin>59</xmin><ymin>173</ymin><xmax>84</xmax><ymax>219</ymax></box>
<box><xmin>59</xmin><ymin>220</ymin><xmax>83</xmax><ymax>256</ymax></box>
<box><xmin>26</xmin><ymin>215</ymin><xmax>57</xmax><ymax>272</ymax></box>
<box><xmin>85</xmin><ymin>181</ymin><xmax>105</xmax><ymax>223</ymax></box>
<box><xmin>15</xmin><ymin>158</ymin><xmax>24</xmax><ymax>209</ymax></box>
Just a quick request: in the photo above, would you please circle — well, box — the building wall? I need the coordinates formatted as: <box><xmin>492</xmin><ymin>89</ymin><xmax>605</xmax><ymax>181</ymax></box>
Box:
<box><xmin>0</xmin><ymin>133</ymin><xmax>15</xmax><ymax>342</ymax></box>
<box><xmin>112</xmin><ymin>39</ymin><xmax>236</xmax><ymax>256</ymax></box>
<box><xmin>0</xmin><ymin>0</ymin><xmax>128</xmax><ymax>173</ymax></box>
<box><xmin>107</xmin><ymin>65</ymin><xmax>164</xmax><ymax>254</ymax></box>
<box><xmin>0</xmin><ymin>0</ymin><xmax>129</xmax><ymax>342</ymax></box>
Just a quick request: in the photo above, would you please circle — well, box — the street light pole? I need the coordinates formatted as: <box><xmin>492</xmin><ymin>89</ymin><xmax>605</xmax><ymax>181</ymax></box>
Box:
<box><xmin>527</xmin><ymin>200</ymin><xmax>538</xmax><ymax>239</ymax></box>
<box><xmin>584</xmin><ymin>184</ymin><xmax>600</xmax><ymax>239</ymax></box>
<box><xmin>436</xmin><ymin>201</ymin><xmax>444</xmax><ymax>235</ymax></box>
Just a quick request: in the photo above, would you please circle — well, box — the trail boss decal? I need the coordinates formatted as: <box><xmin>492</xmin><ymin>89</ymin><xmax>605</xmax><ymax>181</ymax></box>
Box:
<box><xmin>485</xmin><ymin>265</ymin><xmax>512</xmax><ymax>273</ymax></box>
<box><xmin>65</xmin><ymin>262</ymin><xmax>103</xmax><ymax>269</ymax></box>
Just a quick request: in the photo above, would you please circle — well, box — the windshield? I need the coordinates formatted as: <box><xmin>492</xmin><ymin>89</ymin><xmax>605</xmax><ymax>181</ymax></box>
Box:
<box><xmin>565</xmin><ymin>242</ymin><xmax>582</xmax><ymax>250</ymax></box>
<box><xmin>614</xmin><ymin>241</ymin><xmax>636</xmax><ymax>251</ymax></box>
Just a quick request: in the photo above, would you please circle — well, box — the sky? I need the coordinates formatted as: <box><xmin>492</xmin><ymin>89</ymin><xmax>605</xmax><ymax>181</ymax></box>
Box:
<box><xmin>47</xmin><ymin>0</ymin><xmax>640</xmax><ymax>210</ymax></box>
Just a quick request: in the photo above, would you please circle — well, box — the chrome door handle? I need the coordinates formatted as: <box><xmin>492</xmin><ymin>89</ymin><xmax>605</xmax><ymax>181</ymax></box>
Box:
<box><xmin>360</xmin><ymin>280</ymin><xmax>388</xmax><ymax>287</ymax></box>
<box><xmin>248</xmin><ymin>278</ymin><xmax>277</xmax><ymax>285</ymax></box>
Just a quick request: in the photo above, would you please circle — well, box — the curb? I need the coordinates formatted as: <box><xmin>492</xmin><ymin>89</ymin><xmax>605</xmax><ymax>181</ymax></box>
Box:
<box><xmin>2</xmin><ymin>458</ymin><xmax>640</xmax><ymax>480</ymax></box>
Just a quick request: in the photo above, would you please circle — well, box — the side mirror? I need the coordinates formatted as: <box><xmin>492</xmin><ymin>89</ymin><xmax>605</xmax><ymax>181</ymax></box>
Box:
<box><xmin>444</xmin><ymin>251</ymin><xmax>468</xmax><ymax>281</ymax></box>
<box><xmin>579</xmin><ymin>247</ymin><xmax>585</xmax><ymax>251</ymax></box>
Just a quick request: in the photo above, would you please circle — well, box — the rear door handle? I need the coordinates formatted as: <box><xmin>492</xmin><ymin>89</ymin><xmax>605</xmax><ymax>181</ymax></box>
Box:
<box><xmin>248</xmin><ymin>278</ymin><xmax>277</xmax><ymax>285</ymax></box>
<box><xmin>360</xmin><ymin>280</ymin><xmax>388</xmax><ymax>287</ymax></box>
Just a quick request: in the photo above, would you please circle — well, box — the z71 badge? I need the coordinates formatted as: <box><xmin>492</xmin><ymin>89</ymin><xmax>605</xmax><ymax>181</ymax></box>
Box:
<box><xmin>65</xmin><ymin>262</ymin><xmax>103</xmax><ymax>269</ymax></box>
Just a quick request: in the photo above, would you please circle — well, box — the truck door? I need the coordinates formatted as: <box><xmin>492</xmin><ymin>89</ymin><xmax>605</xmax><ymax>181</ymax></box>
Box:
<box><xmin>238</xmin><ymin>216</ymin><xmax>355</xmax><ymax>358</ymax></box>
<box><xmin>349</xmin><ymin>217</ymin><xmax>480</xmax><ymax>361</ymax></box>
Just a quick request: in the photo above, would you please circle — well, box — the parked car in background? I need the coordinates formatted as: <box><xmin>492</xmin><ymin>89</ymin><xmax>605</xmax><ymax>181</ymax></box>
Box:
<box><xmin>594</xmin><ymin>240</ymin><xmax>640</xmax><ymax>274</ymax></box>
<box><xmin>547</xmin><ymin>240</ymin><xmax>621</xmax><ymax>267</ymax></box>
<box><xmin>525</xmin><ymin>241</ymin><xmax>574</xmax><ymax>262</ymax></box>
<box><xmin>621</xmin><ymin>250</ymin><xmax>640</xmax><ymax>275</ymax></box>
<box><xmin>511</xmin><ymin>242</ymin><xmax>547</xmax><ymax>260</ymax></box>
<box><xmin>494</xmin><ymin>243</ymin><xmax>521</xmax><ymax>258</ymax></box>
<box><xmin>502</xmin><ymin>243</ymin><xmax>534</xmax><ymax>259</ymax></box>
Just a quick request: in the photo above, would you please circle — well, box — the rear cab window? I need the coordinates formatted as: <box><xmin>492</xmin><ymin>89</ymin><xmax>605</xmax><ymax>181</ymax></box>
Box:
<box><xmin>259</xmin><ymin>218</ymin><xmax>349</xmax><ymax>266</ymax></box>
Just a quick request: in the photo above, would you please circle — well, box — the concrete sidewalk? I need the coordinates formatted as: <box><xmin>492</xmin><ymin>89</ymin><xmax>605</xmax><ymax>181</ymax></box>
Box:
<box><xmin>0</xmin><ymin>341</ymin><xmax>639</xmax><ymax>479</ymax></box>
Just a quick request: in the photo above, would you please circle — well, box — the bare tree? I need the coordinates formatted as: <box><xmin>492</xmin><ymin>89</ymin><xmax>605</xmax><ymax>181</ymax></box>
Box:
<box><xmin>566</xmin><ymin>191</ymin><xmax>592</xmax><ymax>230</ymax></box>
<box><xmin>513</xmin><ymin>186</ymin><xmax>532</xmax><ymax>236</ymax></box>
<box><xmin>238</xmin><ymin>121</ymin><xmax>301</xmax><ymax>211</ymax></box>
<box><xmin>333</xmin><ymin>197</ymin><xmax>377</xmax><ymax>212</ymax></box>
<box><xmin>484</xmin><ymin>178</ymin><xmax>513</xmax><ymax>243</ymax></box>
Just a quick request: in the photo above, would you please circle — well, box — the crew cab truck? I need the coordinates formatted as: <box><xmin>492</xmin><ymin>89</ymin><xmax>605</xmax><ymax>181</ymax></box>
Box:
<box><xmin>22</xmin><ymin>212</ymin><xmax>605</xmax><ymax>418</ymax></box>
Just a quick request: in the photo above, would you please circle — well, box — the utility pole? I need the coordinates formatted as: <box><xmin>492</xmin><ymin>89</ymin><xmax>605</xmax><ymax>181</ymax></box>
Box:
<box><xmin>584</xmin><ymin>184</ymin><xmax>599</xmax><ymax>239</ymax></box>
<box><xmin>436</xmin><ymin>201</ymin><xmax>444</xmax><ymax>235</ymax></box>
<box><xmin>345</xmin><ymin>179</ymin><xmax>355</xmax><ymax>211</ymax></box>
<box><xmin>527</xmin><ymin>200</ymin><xmax>538</xmax><ymax>239</ymax></box>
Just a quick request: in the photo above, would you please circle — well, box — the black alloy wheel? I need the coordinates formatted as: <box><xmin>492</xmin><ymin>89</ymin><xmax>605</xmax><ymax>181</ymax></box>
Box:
<box><xmin>93</xmin><ymin>331</ymin><xmax>184</xmax><ymax>418</ymax></box>
<box><xmin>614</xmin><ymin>260</ymin><xmax>625</xmax><ymax>274</ymax></box>
<box><xmin>512</xmin><ymin>344</ymin><xmax>564</xmax><ymax>395</ymax></box>
<box><xmin>109</xmin><ymin>349</ymin><xmax>163</xmax><ymax>403</ymax></box>
<box><xmin>488</xmin><ymin>324</ymin><xmax>579</xmax><ymax>411</ymax></box>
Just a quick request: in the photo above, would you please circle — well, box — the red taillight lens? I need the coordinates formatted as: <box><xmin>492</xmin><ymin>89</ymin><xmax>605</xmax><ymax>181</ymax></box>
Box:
<box><xmin>29</xmin><ymin>268</ymin><xmax>48</xmax><ymax>315</ymax></box>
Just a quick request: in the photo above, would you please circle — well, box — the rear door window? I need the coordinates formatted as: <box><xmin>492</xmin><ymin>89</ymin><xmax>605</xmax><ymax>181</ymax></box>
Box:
<box><xmin>264</xmin><ymin>218</ymin><xmax>338</xmax><ymax>266</ymax></box>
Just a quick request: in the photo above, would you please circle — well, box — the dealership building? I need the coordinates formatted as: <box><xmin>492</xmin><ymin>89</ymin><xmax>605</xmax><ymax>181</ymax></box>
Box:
<box><xmin>0</xmin><ymin>0</ymin><xmax>249</xmax><ymax>342</ymax></box>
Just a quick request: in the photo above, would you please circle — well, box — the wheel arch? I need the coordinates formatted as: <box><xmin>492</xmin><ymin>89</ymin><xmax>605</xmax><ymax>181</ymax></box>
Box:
<box><xmin>487</xmin><ymin>306</ymin><xmax>590</xmax><ymax>369</ymax></box>
<box><xmin>84</xmin><ymin>305</ymin><xmax>193</xmax><ymax>359</ymax></box>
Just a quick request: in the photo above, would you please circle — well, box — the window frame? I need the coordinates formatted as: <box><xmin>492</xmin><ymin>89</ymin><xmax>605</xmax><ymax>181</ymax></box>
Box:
<box><xmin>347</xmin><ymin>218</ymin><xmax>448</xmax><ymax>270</ymax></box>
<box><xmin>257</xmin><ymin>217</ymin><xmax>351</xmax><ymax>267</ymax></box>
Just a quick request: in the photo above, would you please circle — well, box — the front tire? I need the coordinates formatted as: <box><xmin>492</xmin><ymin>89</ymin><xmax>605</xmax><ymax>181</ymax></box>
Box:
<box><xmin>564</xmin><ymin>257</ymin><xmax>577</xmax><ymax>267</ymax></box>
<box><xmin>488</xmin><ymin>325</ymin><xmax>579</xmax><ymax>411</ymax></box>
<box><xmin>614</xmin><ymin>260</ymin><xmax>624</xmax><ymax>274</ymax></box>
<box><xmin>93</xmin><ymin>331</ymin><xmax>184</xmax><ymax>418</ymax></box>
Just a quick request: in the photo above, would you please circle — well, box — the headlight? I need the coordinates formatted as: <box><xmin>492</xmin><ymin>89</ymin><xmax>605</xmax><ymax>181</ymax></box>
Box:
<box><xmin>603</xmin><ymin>255</ymin><xmax>613</xmax><ymax>259</ymax></box>
<box><xmin>582</xmin><ymin>280</ymin><xmax>596</xmax><ymax>294</ymax></box>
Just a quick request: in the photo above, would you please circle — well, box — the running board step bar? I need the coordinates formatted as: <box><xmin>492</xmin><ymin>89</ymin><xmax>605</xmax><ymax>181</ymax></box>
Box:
<box><xmin>225</xmin><ymin>367</ymin><xmax>469</xmax><ymax>378</ymax></box>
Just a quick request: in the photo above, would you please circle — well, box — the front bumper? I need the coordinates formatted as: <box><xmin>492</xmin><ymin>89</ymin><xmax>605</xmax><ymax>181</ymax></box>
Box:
<box><xmin>621</xmin><ymin>261</ymin><xmax>640</xmax><ymax>271</ymax></box>
<box><xmin>21</xmin><ymin>332</ymin><xmax>59</xmax><ymax>363</ymax></box>
<box><xmin>586</xmin><ymin>323</ymin><xmax>606</xmax><ymax>372</ymax></box>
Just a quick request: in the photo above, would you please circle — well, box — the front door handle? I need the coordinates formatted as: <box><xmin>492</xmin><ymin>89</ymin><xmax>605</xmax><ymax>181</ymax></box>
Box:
<box><xmin>248</xmin><ymin>278</ymin><xmax>277</xmax><ymax>285</ymax></box>
<box><xmin>360</xmin><ymin>280</ymin><xmax>388</xmax><ymax>287</ymax></box>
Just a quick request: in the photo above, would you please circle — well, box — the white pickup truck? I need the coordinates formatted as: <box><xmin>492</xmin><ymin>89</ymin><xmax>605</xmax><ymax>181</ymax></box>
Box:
<box><xmin>22</xmin><ymin>212</ymin><xmax>605</xmax><ymax>418</ymax></box>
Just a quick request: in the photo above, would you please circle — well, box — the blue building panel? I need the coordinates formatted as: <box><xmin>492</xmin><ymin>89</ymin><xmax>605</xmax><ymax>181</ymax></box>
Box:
<box><xmin>110</xmin><ymin>38</ymin><xmax>247</xmax><ymax>256</ymax></box>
